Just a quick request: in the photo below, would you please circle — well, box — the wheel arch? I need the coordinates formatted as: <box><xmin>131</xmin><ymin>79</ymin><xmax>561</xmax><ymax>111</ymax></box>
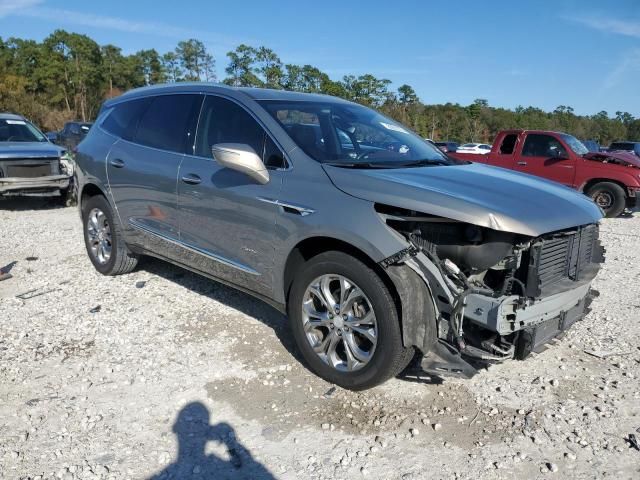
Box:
<box><xmin>282</xmin><ymin>236</ymin><xmax>437</xmax><ymax>352</ymax></box>
<box><xmin>580</xmin><ymin>177</ymin><xmax>630</xmax><ymax>196</ymax></box>
<box><xmin>79</xmin><ymin>182</ymin><xmax>110</xmax><ymax>212</ymax></box>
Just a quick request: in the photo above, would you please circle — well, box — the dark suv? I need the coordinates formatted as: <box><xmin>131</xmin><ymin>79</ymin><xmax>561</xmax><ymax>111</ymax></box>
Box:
<box><xmin>609</xmin><ymin>141</ymin><xmax>640</xmax><ymax>157</ymax></box>
<box><xmin>75</xmin><ymin>84</ymin><xmax>604</xmax><ymax>389</ymax></box>
<box><xmin>56</xmin><ymin>121</ymin><xmax>92</xmax><ymax>151</ymax></box>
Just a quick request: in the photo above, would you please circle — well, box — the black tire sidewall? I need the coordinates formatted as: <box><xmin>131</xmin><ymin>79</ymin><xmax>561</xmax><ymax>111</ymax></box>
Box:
<box><xmin>288</xmin><ymin>252</ymin><xmax>403</xmax><ymax>390</ymax></box>
<box><xmin>82</xmin><ymin>195</ymin><xmax>121</xmax><ymax>274</ymax></box>
<box><xmin>588</xmin><ymin>182</ymin><xmax>626</xmax><ymax>217</ymax></box>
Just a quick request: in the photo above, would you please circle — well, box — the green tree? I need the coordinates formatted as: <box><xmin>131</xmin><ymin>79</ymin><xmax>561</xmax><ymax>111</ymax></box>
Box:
<box><xmin>398</xmin><ymin>84</ymin><xmax>418</xmax><ymax>104</ymax></box>
<box><xmin>224</xmin><ymin>44</ymin><xmax>260</xmax><ymax>86</ymax></box>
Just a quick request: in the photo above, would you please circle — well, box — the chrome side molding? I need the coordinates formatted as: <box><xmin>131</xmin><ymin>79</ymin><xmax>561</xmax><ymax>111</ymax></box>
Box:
<box><xmin>257</xmin><ymin>197</ymin><xmax>315</xmax><ymax>216</ymax></box>
<box><xmin>129</xmin><ymin>219</ymin><xmax>260</xmax><ymax>276</ymax></box>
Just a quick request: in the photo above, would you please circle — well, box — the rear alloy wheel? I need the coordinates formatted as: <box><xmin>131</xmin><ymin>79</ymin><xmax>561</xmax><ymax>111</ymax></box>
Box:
<box><xmin>86</xmin><ymin>207</ymin><xmax>112</xmax><ymax>265</ymax></box>
<box><xmin>82</xmin><ymin>195</ymin><xmax>138</xmax><ymax>275</ymax></box>
<box><xmin>288</xmin><ymin>251</ymin><xmax>413</xmax><ymax>390</ymax></box>
<box><xmin>587</xmin><ymin>181</ymin><xmax>626</xmax><ymax>218</ymax></box>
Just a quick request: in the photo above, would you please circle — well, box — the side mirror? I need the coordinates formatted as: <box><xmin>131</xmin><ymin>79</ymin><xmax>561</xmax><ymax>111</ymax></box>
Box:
<box><xmin>549</xmin><ymin>148</ymin><xmax>568</xmax><ymax>159</ymax></box>
<box><xmin>212</xmin><ymin>143</ymin><xmax>269</xmax><ymax>185</ymax></box>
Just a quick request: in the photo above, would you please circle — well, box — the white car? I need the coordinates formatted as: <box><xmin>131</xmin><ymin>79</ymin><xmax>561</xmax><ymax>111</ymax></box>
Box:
<box><xmin>457</xmin><ymin>143</ymin><xmax>492</xmax><ymax>154</ymax></box>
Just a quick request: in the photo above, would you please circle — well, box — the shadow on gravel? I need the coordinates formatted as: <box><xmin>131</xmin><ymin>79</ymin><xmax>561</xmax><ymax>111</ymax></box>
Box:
<box><xmin>140</xmin><ymin>257</ymin><xmax>449</xmax><ymax>385</ymax></box>
<box><xmin>140</xmin><ymin>257</ymin><xmax>299</xmax><ymax>360</ymax></box>
<box><xmin>0</xmin><ymin>196</ymin><xmax>65</xmax><ymax>211</ymax></box>
<box><xmin>149</xmin><ymin>402</ymin><xmax>275</xmax><ymax>480</ymax></box>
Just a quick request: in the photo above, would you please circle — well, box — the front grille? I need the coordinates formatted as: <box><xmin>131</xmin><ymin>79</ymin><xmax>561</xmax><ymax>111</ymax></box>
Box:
<box><xmin>524</xmin><ymin>224</ymin><xmax>603</xmax><ymax>298</ymax></box>
<box><xmin>2</xmin><ymin>160</ymin><xmax>57</xmax><ymax>178</ymax></box>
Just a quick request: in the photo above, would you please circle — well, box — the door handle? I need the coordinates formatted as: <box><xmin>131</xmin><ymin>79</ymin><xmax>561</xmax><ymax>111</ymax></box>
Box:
<box><xmin>517</xmin><ymin>161</ymin><xmax>527</xmax><ymax>166</ymax></box>
<box><xmin>109</xmin><ymin>158</ymin><xmax>125</xmax><ymax>168</ymax></box>
<box><xmin>181</xmin><ymin>173</ymin><xmax>202</xmax><ymax>185</ymax></box>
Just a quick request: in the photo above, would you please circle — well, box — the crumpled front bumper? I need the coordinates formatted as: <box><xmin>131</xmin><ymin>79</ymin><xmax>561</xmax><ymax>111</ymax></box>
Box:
<box><xmin>464</xmin><ymin>282</ymin><xmax>592</xmax><ymax>336</ymax></box>
<box><xmin>0</xmin><ymin>175</ymin><xmax>70</xmax><ymax>195</ymax></box>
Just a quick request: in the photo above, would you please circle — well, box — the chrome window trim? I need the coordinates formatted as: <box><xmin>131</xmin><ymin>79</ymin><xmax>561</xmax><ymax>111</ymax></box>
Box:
<box><xmin>98</xmin><ymin>92</ymin><xmax>291</xmax><ymax>171</ymax></box>
<box><xmin>129</xmin><ymin>218</ymin><xmax>260</xmax><ymax>276</ymax></box>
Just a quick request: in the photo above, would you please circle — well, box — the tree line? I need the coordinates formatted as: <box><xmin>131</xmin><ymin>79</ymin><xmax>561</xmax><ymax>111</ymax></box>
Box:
<box><xmin>1</xmin><ymin>29</ymin><xmax>638</xmax><ymax>144</ymax></box>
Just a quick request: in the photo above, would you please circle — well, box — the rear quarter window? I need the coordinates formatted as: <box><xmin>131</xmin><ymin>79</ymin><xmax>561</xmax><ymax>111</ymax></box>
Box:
<box><xmin>133</xmin><ymin>94</ymin><xmax>201</xmax><ymax>153</ymax></box>
<box><xmin>101</xmin><ymin>98</ymin><xmax>152</xmax><ymax>141</ymax></box>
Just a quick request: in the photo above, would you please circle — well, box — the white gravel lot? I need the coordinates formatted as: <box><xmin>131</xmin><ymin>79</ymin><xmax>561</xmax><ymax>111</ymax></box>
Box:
<box><xmin>1</xmin><ymin>198</ymin><xmax>639</xmax><ymax>480</ymax></box>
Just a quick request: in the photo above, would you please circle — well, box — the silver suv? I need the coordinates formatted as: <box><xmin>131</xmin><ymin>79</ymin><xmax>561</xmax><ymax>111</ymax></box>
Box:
<box><xmin>76</xmin><ymin>84</ymin><xmax>604</xmax><ymax>390</ymax></box>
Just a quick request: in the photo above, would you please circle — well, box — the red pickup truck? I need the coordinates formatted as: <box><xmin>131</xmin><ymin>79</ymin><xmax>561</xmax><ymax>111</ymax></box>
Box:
<box><xmin>449</xmin><ymin>129</ymin><xmax>640</xmax><ymax>217</ymax></box>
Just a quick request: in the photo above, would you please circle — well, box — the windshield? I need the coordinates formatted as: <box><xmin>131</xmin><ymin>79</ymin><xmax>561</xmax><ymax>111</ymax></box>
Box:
<box><xmin>259</xmin><ymin>100</ymin><xmax>454</xmax><ymax>167</ymax></box>
<box><xmin>0</xmin><ymin>118</ymin><xmax>47</xmax><ymax>142</ymax></box>
<box><xmin>560</xmin><ymin>134</ymin><xmax>588</xmax><ymax>155</ymax></box>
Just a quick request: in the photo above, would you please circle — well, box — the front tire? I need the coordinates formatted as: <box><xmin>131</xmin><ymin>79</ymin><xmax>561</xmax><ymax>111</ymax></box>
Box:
<box><xmin>82</xmin><ymin>195</ymin><xmax>138</xmax><ymax>275</ymax></box>
<box><xmin>587</xmin><ymin>181</ymin><xmax>626</xmax><ymax>217</ymax></box>
<box><xmin>288</xmin><ymin>251</ymin><xmax>411</xmax><ymax>390</ymax></box>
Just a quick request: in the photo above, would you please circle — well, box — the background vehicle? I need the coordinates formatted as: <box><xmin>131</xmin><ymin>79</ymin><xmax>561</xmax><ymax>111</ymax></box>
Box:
<box><xmin>581</xmin><ymin>139</ymin><xmax>601</xmax><ymax>153</ymax></box>
<box><xmin>0</xmin><ymin>113</ymin><xmax>72</xmax><ymax>200</ymax></box>
<box><xmin>434</xmin><ymin>141</ymin><xmax>458</xmax><ymax>153</ymax></box>
<box><xmin>51</xmin><ymin>121</ymin><xmax>93</xmax><ymax>151</ymax></box>
<box><xmin>449</xmin><ymin>129</ymin><xmax>640</xmax><ymax>217</ymax></box>
<box><xmin>608</xmin><ymin>141</ymin><xmax>640</xmax><ymax>157</ymax></box>
<box><xmin>76</xmin><ymin>85</ymin><xmax>603</xmax><ymax>390</ymax></box>
<box><xmin>456</xmin><ymin>143</ymin><xmax>491</xmax><ymax>154</ymax></box>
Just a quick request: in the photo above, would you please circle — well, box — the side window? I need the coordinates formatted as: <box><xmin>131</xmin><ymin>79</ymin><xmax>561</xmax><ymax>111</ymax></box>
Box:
<box><xmin>499</xmin><ymin>134</ymin><xmax>518</xmax><ymax>154</ymax></box>
<box><xmin>70</xmin><ymin>123</ymin><xmax>81</xmax><ymax>135</ymax></box>
<box><xmin>263</xmin><ymin>135</ymin><xmax>286</xmax><ymax>169</ymax></box>
<box><xmin>270</xmin><ymin>108</ymin><xmax>327</xmax><ymax>160</ymax></box>
<box><xmin>101</xmin><ymin>98</ymin><xmax>152</xmax><ymax>140</ymax></box>
<box><xmin>195</xmin><ymin>96</ymin><xmax>265</xmax><ymax>158</ymax></box>
<box><xmin>522</xmin><ymin>134</ymin><xmax>567</xmax><ymax>158</ymax></box>
<box><xmin>134</xmin><ymin>94</ymin><xmax>201</xmax><ymax>153</ymax></box>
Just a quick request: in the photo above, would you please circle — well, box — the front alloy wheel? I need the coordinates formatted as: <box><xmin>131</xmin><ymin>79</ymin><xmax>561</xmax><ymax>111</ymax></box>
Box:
<box><xmin>288</xmin><ymin>251</ymin><xmax>413</xmax><ymax>390</ymax></box>
<box><xmin>302</xmin><ymin>274</ymin><xmax>378</xmax><ymax>372</ymax></box>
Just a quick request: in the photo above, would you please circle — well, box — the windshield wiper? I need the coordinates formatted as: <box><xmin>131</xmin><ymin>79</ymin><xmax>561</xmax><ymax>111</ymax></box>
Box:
<box><xmin>323</xmin><ymin>161</ymin><xmax>399</xmax><ymax>169</ymax></box>
<box><xmin>396</xmin><ymin>159</ymin><xmax>450</xmax><ymax>167</ymax></box>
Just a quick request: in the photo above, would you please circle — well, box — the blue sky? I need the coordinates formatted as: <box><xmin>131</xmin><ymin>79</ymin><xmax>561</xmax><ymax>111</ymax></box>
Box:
<box><xmin>1</xmin><ymin>0</ymin><xmax>639</xmax><ymax>116</ymax></box>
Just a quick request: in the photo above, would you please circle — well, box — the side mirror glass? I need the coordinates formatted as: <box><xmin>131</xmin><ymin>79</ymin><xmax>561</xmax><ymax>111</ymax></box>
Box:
<box><xmin>211</xmin><ymin>143</ymin><xmax>269</xmax><ymax>185</ymax></box>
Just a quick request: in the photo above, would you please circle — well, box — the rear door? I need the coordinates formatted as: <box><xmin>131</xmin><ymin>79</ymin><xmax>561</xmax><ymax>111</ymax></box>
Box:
<box><xmin>487</xmin><ymin>132</ymin><xmax>519</xmax><ymax>169</ymax></box>
<box><xmin>514</xmin><ymin>133</ymin><xmax>576</xmax><ymax>186</ymax></box>
<box><xmin>105</xmin><ymin>93</ymin><xmax>202</xmax><ymax>251</ymax></box>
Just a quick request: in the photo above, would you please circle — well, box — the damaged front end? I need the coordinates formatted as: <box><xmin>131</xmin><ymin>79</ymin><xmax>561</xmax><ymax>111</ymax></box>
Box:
<box><xmin>0</xmin><ymin>152</ymin><xmax>73</xmax><ymax>197</ymax></box>
<box><xmin>376</xmin><ymin>204</ymin><xmax>605</xmax><ymax>377</ymax></box>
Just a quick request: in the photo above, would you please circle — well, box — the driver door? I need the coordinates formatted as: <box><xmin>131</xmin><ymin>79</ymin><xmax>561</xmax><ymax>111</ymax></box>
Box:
<box><xmin>514</xmin><ymin>133</ymin><xmax>576</xmax><ymax>186</ymax></box>
<box><xmin>176</xmin><ymin>95</ymin><xmax>286</xmax><ymax>298</ymax></box>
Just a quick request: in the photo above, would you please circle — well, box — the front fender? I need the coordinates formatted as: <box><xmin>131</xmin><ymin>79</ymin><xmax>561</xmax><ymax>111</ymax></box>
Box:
<box><xmin>385</xmin><ymin>263</ymin><xmax>437</xmax><ymax>353</ymax></box>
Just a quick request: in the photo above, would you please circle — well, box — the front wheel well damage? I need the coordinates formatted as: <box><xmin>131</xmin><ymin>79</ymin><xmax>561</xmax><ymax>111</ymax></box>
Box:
<box><xmin>283</xmin><ymin>237</ymin><xmax>411</xmax><ymax>344</ymax></box>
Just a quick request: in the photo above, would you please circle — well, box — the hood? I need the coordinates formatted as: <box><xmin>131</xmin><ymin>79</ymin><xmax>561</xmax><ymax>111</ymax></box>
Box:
<box><xmin>584</xmin><ymin>151</ymin><xmax>640</xmax><ymax>168</ymax></box>
<box><xmin>323</xmin><ymin>163</ymin><xmax>603</xmax><ymax>237</ymax></box>
<box><xmin>0</xmin><ymin>141</ymin><xmax>64</xmax><ymax>160</ymax></box>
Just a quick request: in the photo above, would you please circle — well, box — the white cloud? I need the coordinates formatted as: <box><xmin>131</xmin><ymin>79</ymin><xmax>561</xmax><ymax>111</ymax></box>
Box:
<box><xmin>2</xmin><ymin>4</ymin><xmax>249</xmax><ymax>53</ymax></box>
<box><xmin>566</xmin><ymin>14</ymin><xmax>640</xmax><ymax>38</ymax></box>
<box><xmin>604</xmin><ymin>48</ymin><xmax>640</xmax><ymax>89</ymax></box>
<box><xmin>0</xmin><ymin>0</ymin><xmax>42</xmax><ymax>18</ymax></box>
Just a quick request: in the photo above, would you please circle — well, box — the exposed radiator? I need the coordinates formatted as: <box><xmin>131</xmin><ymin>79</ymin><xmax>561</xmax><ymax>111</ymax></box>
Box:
<box><xmin>525</xmin><ymin>224</ymin><xmax>603</xmax><ymax>298</ymax></box>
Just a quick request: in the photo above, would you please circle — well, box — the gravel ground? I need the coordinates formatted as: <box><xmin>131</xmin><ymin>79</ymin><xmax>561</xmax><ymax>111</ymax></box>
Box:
<box><xmin>1</xmin><ymin>198</ymin><xmax>639</xmax><ymax>480</ymax></box>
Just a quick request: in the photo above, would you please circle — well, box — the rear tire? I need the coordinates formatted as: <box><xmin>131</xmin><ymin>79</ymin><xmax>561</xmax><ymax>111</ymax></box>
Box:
<box><xmin>82</xmin><ymin>195</ymin><xmax>138</xmax><ymax>275</ymax></box>
<box><xmin>586</xmin><ymin>182</ymin><xmax>626</xmax><ymax>218</ymax></box>
<box><xmin>288</xmin><ymin>251</ymin><xmax>411</xmax><ymax>390</ymax></box>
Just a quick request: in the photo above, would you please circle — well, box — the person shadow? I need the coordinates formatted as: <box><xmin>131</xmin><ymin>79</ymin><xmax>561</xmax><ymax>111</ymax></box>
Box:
<box><xmin>149</xmin><ymin>402</ymin><xmax>276</xmax><ymax>480</ymax></box>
